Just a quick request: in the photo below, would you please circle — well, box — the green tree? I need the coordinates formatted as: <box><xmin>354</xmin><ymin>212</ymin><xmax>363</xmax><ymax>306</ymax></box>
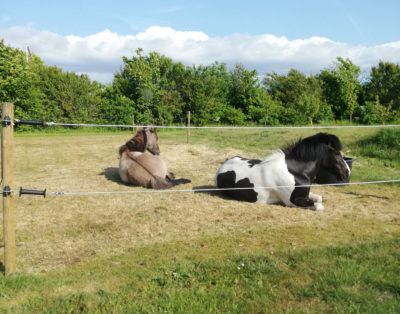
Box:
<box><xmin>363</xmin><ymin>61</ymin><xmax>400</xmax><ymax>111</ymax></box>
<box><xmin>154</xmin><ymin>58</ymin><xmax>186</xmax><ymax>124</ymax></box>
<box><xmin>319</xmin><ymin>57</ymin><xmax>361</xmax><ymax>121</ymax></box>
<box><xmin>264</xmin><ymin>69</ymin><xmax>325</xmax><ymax>124</ymax></box>
<box><xmin>0</xmin><ymin>40</ymin><xmax>29</xmax><ymax>102</ymax></box>
<box><xmin>1</xmin><ymin>40</ymin><xmax>106</xmax><ymax>125</ymax></box>
<box><xmin>99</xmin><ymin>85</ymin><xmax>134</xmax><ymax>125</ymax></box>
<box><xmin>248</xmin><ymin>89</ymin><xmax>282</xmax><ymax>125</ymax></box>
<box><xmin>228</xmin><ymin>64</ymin><xmax>260</xmax><ymax>117</ymax></box>
<box><xmin>113</xmin><ymin>49</ymin><xmax>163</xmax><ymax>124</ymax></box>
<box><xmin>0</xmin><ymin>40</ymin><xmax>42</xmax><ymax>120</ymax></box>
<box><xmin>182</xmin><ymin>64</ymin><xmax>233</xmax><ymax>125</ymax></box>
<box><xmin>34</xmin><ymin>66</ymin><xmax>105</xmax><ymax>123</ymax></box>
<box><xmin>359</xmin><ymin>96</ymin><xmax>393</xmax><ymax>124</ymax></box>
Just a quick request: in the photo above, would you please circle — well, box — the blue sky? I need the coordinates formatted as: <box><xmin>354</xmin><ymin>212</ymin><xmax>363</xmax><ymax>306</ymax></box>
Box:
<box><xmin>1</xmin><ymin>0</ymin><xmax>400</xmax><ymax>83</ymax></box>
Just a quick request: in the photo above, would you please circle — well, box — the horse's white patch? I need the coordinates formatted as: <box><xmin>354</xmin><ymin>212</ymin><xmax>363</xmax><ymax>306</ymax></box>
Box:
<box><xmin>216</xmin><ymin>151</ymin><xmax>296</xmax><ymax>205</ymax></box>
<box><xmin>314</xmin><ymin>202</ymin><xmax>325</xmax><ymax>211</ymax></box>
<box><xmin>128</xmin><ymin>151</ymin><xmax>143</xmax><ymax>158</ymax></box>
<box><xmin>344</xmin><ymin>157</ymin><xmax>351</xmax><ymax>176</ymax></box>
<box><xmin>309</xmin><ymin>192</ymin><xmax>323</xmax><ymax>203</ymax></box>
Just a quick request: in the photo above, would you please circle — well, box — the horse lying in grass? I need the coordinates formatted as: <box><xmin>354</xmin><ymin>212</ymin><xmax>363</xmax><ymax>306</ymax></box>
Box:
<box><xmin>215</xmin><ymin>133</ymin><xmax>351</xmax><ymax>210</ymax></box>
<box><xmin>119</xmin><ymin>127</ymin><xmax>190</xmax><ymax>189</ymax></box>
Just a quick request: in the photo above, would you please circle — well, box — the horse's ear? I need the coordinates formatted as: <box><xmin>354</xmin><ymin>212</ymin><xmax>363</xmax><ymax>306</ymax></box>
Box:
<box><xmin>149</xmin><ymin>127</ymin><xmax>156</xmax><ymax>133</ymax></box>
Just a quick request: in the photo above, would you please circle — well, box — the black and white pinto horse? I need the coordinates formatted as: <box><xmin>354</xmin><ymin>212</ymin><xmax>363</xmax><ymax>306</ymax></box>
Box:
<box><xmin>215</xmin><ymin>133</ymin><xmax>351</xmax><ymax>210</ymax></box>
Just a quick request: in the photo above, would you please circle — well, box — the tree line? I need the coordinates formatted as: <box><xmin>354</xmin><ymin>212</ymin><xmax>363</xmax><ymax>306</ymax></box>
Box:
<box><xmin>1</xmin><ymin>40</ymin><xmax>399</xmax><ymax>127</ymax></box>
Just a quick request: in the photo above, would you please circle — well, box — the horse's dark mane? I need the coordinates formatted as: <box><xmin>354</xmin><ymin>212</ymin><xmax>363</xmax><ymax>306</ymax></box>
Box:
<box><xmin>119</xmin><ymin>128</ymin><xmax>146</xmax><ymax>155</ymax></box>
<box><xmin>282</xmin><ymin>133</ymin><xmax>342</xmax><ymax>161</ymax></box>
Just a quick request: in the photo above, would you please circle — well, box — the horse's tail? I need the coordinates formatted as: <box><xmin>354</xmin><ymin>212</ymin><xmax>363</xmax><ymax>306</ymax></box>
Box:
<box><xmin>170</xmin><ymin>178</ymin><xmax>191</xmax><ymax>186</ymax></box>
<box><xmin>151</xmin><ymin>176</ymin><xmax>191</xmax><ymax>189</ymax></box>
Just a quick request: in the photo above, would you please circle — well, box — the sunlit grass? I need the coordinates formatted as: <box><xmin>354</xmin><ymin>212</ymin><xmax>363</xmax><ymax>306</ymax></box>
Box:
<box><xmin>2</xmin><ymin>231</ymin><xmax>399</xmax><ymax>313</ymax></box>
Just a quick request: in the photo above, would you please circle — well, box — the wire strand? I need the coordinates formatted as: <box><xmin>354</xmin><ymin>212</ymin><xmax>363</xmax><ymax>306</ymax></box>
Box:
<box><xmin>44</xmin><ymin>122</ymin><xmax>400</xmax><ymax>130</ymax></box>
<box><xmin>50</xmin><ymin>179</ymin><xmax>400</xmax><ymax>197</ymax></box>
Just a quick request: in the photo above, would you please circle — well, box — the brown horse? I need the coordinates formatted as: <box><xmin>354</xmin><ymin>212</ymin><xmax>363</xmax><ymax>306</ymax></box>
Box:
<box><xmin>118</xmin><ymin>127</ymin><xmax>190</xmax><ymax>189</ymax></box>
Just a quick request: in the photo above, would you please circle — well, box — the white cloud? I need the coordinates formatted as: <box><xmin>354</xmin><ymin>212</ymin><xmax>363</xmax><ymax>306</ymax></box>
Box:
<box><xmin>1</xmin><ymin>25</ymin><xmax>400</xmax><ymax>83</ymax></box>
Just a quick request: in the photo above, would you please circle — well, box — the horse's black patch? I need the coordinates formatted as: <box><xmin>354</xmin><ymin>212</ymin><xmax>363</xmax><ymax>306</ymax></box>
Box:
<box><xmin>238</xmin><ymin>157</ymin><xmax>261</xmax><ymax>168</ymax></box>
<box><xmin>247</xmin><ymin>159</ymin><xmax>262</xmax><ymax>168</ymax></box>
<box><xmin>217</xmin><ymin>170</ymin><xmax>258</xmax><ymax>202</ymax></box>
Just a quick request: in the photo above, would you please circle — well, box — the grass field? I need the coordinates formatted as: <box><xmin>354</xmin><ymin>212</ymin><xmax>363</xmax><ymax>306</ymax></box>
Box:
<box><xmin>1</xmin><ymin>127</ymin><xmax>399</xmax><ymax>313</ymax></box>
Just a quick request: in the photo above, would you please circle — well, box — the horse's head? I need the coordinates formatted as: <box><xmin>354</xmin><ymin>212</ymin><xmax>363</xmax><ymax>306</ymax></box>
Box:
<box><xmin>142</xmin><ymin>127</ymin><xmax>160</xmax><ymax>155</ymax></box>
<box><xmin>283</xmin><ymin>132</ymin><xmax>351</xmax><ymax>182</ymax></box>
<box><xmin>320</xmin><ymin>146</ymin><xmax>351</xmax><ymax>182</ymax></box>
<box><xmin>120</xmin><ymin>127</ymin><xmax>160</xmax><ymax>155</ymax></box>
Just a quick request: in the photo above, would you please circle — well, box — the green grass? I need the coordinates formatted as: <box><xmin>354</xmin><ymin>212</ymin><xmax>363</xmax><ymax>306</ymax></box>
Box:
<box><xmin>2</xmin><ymin>235</ymin><xmax>399</xmax><ymax>313</ymax></box>
<box><xmin>353</xmin><ymin>128</ymin><xmax>400</xmax><ymax>163</ymax></box>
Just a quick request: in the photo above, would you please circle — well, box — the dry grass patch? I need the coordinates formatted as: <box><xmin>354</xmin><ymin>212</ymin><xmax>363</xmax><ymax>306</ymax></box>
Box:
<box><xmin>0</xmin><ymin>132</ymin><xmax>399</xmax><ymax>273</ymax></box>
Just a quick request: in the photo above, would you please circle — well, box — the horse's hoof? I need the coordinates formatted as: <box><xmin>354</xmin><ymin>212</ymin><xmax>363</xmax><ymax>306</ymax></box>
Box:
<box><xmin>314</xmin><ymin>203</ymin><xmax>325</xmax><ymax>211</ymax></box>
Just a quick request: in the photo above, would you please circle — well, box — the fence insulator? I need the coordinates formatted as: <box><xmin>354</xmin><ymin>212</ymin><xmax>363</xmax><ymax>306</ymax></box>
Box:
<box><xmin>2</xmin><ymin>185</ymin><xmax>12</xmax><ymax>197</ymax></box>
<box><xmin>2</xmin><ymin>115</ymin><xmax>12</xmax><ymax>127</ymax></box>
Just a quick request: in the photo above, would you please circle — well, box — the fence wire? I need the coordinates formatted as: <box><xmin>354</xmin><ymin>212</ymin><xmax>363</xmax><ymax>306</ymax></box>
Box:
<box><xmin>44</xmin><ymin>122</ymin><xmax>400</xmax><ymax>130</ymax></box>
<box><xmin>48</xmin><ymin>179</ymin><xmax>400</xmax><ymax>197</ymax></box>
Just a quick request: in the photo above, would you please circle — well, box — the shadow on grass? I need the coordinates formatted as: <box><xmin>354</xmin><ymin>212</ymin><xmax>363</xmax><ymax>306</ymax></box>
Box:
<box><xmin>101</xmin><ymin>167</ymin><xmax>192</xmax><ymax>188</ymax></box>
<box><xmin>341</xmin><ymin>191</ymin><xmax>391</xmax><ymax>200</ymax></box>
<box><xmin>193</xmin><ymin>185</ymin><xmax>235</xmax><ymax>200</ymax></box>
<box><xmin>99</xmin><ymin>167</ymin><xmax>125</xmax><ymax>185</ymax></box>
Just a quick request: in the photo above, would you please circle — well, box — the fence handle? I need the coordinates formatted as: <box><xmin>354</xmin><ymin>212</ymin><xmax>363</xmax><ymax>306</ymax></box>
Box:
<box><xmin>14</xmin><ymin>119</ymin><xmax>44</xmax><ymax>126</ymax></box>
<box><xmin>19</xmin><ymin>187</ymin><xmax>47</xmax><ymax>197</ymax></box>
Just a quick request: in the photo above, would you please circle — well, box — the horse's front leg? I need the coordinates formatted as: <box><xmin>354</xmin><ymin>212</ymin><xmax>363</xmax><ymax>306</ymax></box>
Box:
<box><xmin>290</xmin><ymin>187</ymin><xmax>324</xmax><ymax>210</ymax></box>
<box><xmin>292</xmin><ymin>196</ymin><xmax>324</xmax><ymax>210</ymax></box>
<box><xmin>291</xmin><ymin>196</ymin><xmax>314</xmax><ymax>208</ymax></box>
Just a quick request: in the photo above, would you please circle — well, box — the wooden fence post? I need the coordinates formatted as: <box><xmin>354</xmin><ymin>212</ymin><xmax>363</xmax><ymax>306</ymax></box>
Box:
<box><xmin>187</xmin><ymin>111</ymin><xmax>191</xmax><ymax>144</ymax></box>
<box><xmin>1</xmin><ymin>102</ymin><xmax>16</xmax><ymax>275</ymax></box>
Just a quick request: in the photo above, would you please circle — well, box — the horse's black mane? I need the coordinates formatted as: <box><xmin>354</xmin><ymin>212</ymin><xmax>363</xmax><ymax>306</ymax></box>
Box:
<box><xmin>282</xmin><ymin>132</ymin><xmax>342</xmax><ymax>161</ymax></box>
